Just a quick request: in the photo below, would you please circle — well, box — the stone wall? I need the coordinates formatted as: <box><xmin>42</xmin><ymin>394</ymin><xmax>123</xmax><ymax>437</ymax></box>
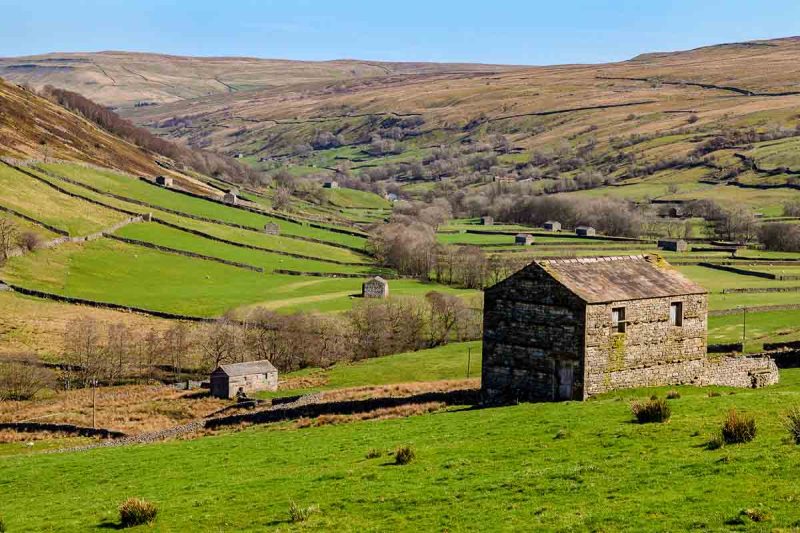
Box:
<box><xmin>598</xmin><ymin>355</ymin><xmax>778</xmax><ymax>391</ymax></box>
<box><xmin>584</xmin><ymin>294</ymin><xmax>708</xmax><ymax>396</ymax></box>
<box><xmin>362</xmin><ymin>279</ymin><xmax>389</xmax><ymax>298</ymax></box>
<box><xmin>482</xmin><ymin>264</ymin><xmax>586</xmax><ymax>403</ymax></box>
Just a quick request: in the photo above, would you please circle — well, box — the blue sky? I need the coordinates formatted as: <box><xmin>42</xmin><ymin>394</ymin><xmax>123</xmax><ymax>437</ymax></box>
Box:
<box><xmin>1</xmin><ymin>0</ymin><xmax>798</xmax><ymax>65</ymax></box>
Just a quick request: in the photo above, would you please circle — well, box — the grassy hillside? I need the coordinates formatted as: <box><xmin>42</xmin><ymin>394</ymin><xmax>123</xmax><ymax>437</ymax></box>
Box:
<box><xmin>1</xmin><ymin>369</ymin><xmax>799</xmax><ymax>530</ymax></box>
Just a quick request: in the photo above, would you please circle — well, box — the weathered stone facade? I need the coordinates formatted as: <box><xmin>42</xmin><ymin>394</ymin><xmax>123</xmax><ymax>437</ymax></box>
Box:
<box><xmin>210</xmin><ymin>360</ymin><xmax>278</xmax><ymax>399</ymax></box>
<box><xmin>515</xmin><ymin>233</ymin><xmax>534</xmax><ymax>245</ymax></box>
<box><xmin>481</xmin><ymin>255</ymin><xmax>778</xmax><ymax>404</ymax></box>
<box><xmin>362</xmin><ymin>276</ymin><xmax>389</xmax><ymax>298</ymax></box>
<box><xmin>543</xmin><ymin>220</ymin><xmax>561</xmax><ymax>231</ymax></box>
<box><xmin>223</xmin><ymin>192</ymin><xmax>238</xmax><ymax>205</ymax></box>
<box><xmin>575</xmin><ymin>226</ymin><xmax>596</xmax><ymax>236</ymax></box>
<box><xmin>480</xmin><ymin>216</ymin><xmax>494</xmax><ymax>226</ymax></box>
<box><xmin>658</xmin><ymin>238</ymin><xmax>688</xmax><ymax>252</ymax></box>
<box><xmin>155</xmin><ymin>176</ymin><xmax>173</xmax><ymax>187</ymax></box>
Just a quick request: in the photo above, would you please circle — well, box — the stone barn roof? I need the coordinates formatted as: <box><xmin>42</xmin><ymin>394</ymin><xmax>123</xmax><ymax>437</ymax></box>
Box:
<box><xmin>212</xmin><ymin>360</ymin><xmax>277</xmax><ymax>377</ymax></box>
<box><xmin>510</xmin><ymin>255</ymin><xmax>706</xmax><ymax>304</ymax></box>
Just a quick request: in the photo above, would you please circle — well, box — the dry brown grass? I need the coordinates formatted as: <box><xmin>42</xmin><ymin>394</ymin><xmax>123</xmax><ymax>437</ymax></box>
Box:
<box><xmin>0</xmin><ymin>384</ymin><xmax>227</xmax><ymax>435</ymax></box>
<box><xmin>318</xmin><ymin>378</ymin><xmax>479</xmax><ymax>403</ymax></box>
<box><xmin>295</xmin><ymin>401</ymin><xmax>446</xmax><ymax>429</ymax></box>
<box><xmin>278</xmin><ymin>372</ymin><xmax>329</xmax><ymax>391</ymax></box>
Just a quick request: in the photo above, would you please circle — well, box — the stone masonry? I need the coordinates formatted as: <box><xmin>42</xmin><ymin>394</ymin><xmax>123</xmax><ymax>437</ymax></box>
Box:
<box><xmin>482</xmin><ymin>255</ymin><xmax>778</xmax><ymax>404</ymax></box>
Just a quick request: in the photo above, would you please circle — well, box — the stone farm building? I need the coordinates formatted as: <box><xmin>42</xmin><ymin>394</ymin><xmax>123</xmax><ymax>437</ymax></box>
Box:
<box><xmin>223</xmin><ymin>192</ymin><xmax>238</xmax><ymax>205</ymax></box>
<box><xmin>264</xmin><ymin>222</ymin><xmax>280</xmax><ymax>235</ymax></box>
<box><xmin>515</xmin><ymin>233</ymin><xmax>534</xmax><ymax>245</ymax></box>
<box><xmin>323</xmin><ymin>181</ymin><xmax>339</xmax><ymax>189</ymax></box>
<box><xmin>543</xmin><ymin>221</ymin><xmax>561</xmax><ymax>232</ymax></box>
<box><xmin>575</xmin><ymin>226</ymin><xmax>596</xmax><ymax>237</ymax></box>
<box><xmin>155</xmin><ymin>176</ymin><xmax>173</xmax><ymax>187</ymax></box>
<box><xmin>480</xmin><ymin>216</ymin><xmax>494</xmax><ymax>226</ymax></box>
<box><xmin>658</xmin><ymin>238</ymin><xmax>688</xmax><ymax>252</ymax></box>
<box><xmin>362</xmin><ymin>276</ymin><xmax>389</xmax><ymax>298</ymax></box>
<box><xmin>481</xmin><ymin>255</ymin><xmax>778</xmax><ymax>404</ymax></box>
<box><xmin>210</xmin><ymin>360</ymin><xmax>278</xmax><ymax>399</ymax></box>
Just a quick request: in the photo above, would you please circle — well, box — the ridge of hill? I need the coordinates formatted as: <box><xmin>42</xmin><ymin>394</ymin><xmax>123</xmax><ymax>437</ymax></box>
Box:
<box><xmin>0</xmin><ymin>51</ymin><xmax>525</xmax><ymax>109</ymax></box>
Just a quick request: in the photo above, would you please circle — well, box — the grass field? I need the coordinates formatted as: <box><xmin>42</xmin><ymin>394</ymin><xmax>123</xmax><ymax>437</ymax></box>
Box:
<box><xmin>0</xmin><ymin>239</ymin><xmax>475</xmax><ymax>316</ymax></box>
<box><xmin>36</xmin><ymin>164</ymin><xmax>368</xmax><ymax>250</ymax></box>
<box><xmin>114</xmin><ymin>222</ymin><xmax>379</xmax><ymax>275</ymax></box>
<box><xmin>0</xmin><ymin>165</ymin><xmax>125</xmax><ymax>236</ymax></box>
<box><xmin>1</xmin><ymin>369</ymin><xmax>798</xmax><ymax>531</ymax></box>
<box><xmin>324</xmin><ymin>187</ymin><xmax>390</xmax><ymax>209</ymax></box>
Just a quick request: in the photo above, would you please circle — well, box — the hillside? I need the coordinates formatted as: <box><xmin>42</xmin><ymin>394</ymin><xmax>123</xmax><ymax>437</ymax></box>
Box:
<box><xmin>0</xmin><ymin>51</ymin><xmax>524</xmax><ymax>109</ymax></box>
<box><xmin>106</xmin><ymin>37</ymin><xmax>800</xmax><ymax>212</ymax></box>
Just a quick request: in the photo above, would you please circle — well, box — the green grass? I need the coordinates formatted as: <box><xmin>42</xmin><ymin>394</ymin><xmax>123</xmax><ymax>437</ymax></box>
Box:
<box><xmin>1</xmin><ymin>369</ymin><xmax>799</xmax><ymax>530</ymax></box>
<box><xmin>114</xmin><ymin>222</ymin><xmax>380</xmax><ymax>275</ymax></box>
<box><xmin>37</xmin><ymin>163</ymin><xmax>368</xmax><ymax>250</ymax></box>
<box><xmin>709</xmin><ymin>309</ymin><xmax>800</xmax><ymax>351</ymax></box>
<box><xmin>324</xmin><ymin>187</ymin><xmax>390</xmax><ymax>209</ymax></box>
<box><xmin>1</xmin><ymin>239</ymin><xmax>474</xmax><ymax>316</ymax></box>
<box><xmin>0</xmin><ymin>165</ymin><xmax>125</xmax><ymax>236</ymax></box>
<box><xmin>263</xmin><ymin>341</ymin><xmax>481</xmax><ymax>398</ymax></box>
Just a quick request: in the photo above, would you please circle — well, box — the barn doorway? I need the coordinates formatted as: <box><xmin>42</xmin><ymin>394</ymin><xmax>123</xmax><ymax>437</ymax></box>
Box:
<box><xmin>556</xmin><ymin>361</ymin><xmax>575</xmax><ymax>400</ymax></box>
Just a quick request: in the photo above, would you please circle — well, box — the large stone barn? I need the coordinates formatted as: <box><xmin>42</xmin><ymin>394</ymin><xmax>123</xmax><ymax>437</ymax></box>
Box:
<box><xmin>362</xmin><ymin>276</ymin><xmax>389</xmax><ymax>298</ymax></box>
<box><xmin>481</xmin><ymin>255</ymin><xmax>778</xmax><ymax>404</ymax></box>
<box><xmin>210</xmin><ymin>360</ymin><xmax>278</xmax><ymax>399</ymax></box>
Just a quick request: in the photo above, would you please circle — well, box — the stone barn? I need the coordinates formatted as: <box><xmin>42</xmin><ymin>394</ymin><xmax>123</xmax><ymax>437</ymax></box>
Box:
<box><xmin>362</xmin><ymin>276</ymin><xmax>389</xmax><ymax>298</ymax></box>
<box><xmin>575</xmin><ymin>226</ymin><xmax>596</xmax><ymax>237</ymax></box>
<box><xmin>264</xmin><ymin>222</ymin><xmax>280</xmax><ymax>235</ymax></box>
<box><xmin>223</xmin><ymin>192</ymin><xmax>239</xmax><ymax>205</ymax></box>
<box><xmin>543</xmin><ymin>221</ymin><xmax>561</xmax><ymax>232</ymax></box>
<box><xmin>323</xmin><ymin>181</ymin><xmax>339</xmax><ymax>189</ymax></box>
<box><xmin>480</xmin><ymin>216</ymin><xmax>494</xmax><ymax>226</ymax></box>
<box><xmin>658</xmin><ymin>238</ymin><xmax>688</xmax><ymax>252</ymax></box>
<box><xmin>210</xmin><ymin>360</ymin><xmax>278</xmax><ymax>399</ymax></box>
<box><xmin>155</xmin><ymin>176</ymin><xmax>173</xmax><ymax>187</ymax></box>
<box><xmin>481</xmin><ymin>255</ymin><xmax>778</xmax><ymax>404</ymax></box>
<box><xmin>515</xmin><ymin>233</ymin><xmax>534</xmax><ymax>245</ymax></box>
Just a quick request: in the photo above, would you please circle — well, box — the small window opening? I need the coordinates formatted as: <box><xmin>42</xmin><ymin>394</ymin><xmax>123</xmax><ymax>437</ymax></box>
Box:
<box><xmin>670</xmin><ymin>302</ymin><xmax>683</xmax><ymax>326</ymax></box>
<box><xmin>611</xmin><ymin>307</ymin><xmax>626</xmax><ymax>334</ymax></box>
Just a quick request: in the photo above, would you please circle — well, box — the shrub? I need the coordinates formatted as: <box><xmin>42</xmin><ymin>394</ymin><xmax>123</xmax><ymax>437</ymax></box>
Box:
<box><xmin>118</xmin><ymin>498</ymin><xmax>158</xmax><ymax>528</ymax></box>
<box><xmin>0</xmin><ymin>516</ymin><xmax>5</xmax><ymax>533</ymax></box>
<box><xmin>365</xmin><ymin>448</ymin><xmax>382</xmax><ymax>459</ymax></box>
<box><xmin>666</xmin><ymin>390</ymin><xmax>681</xmax><ymax>400</ymax></box>
<box><xmin>722</xmin><ymin>409</ymin><xmax>757</xmax><ymax>444</ymax></box>
<box><xmin>785</xmin><ymin>406</ymin><xmax>800</xmax><ymax>444</ymax></box>
<box><xmin>16</xmin><ymin>230</ymin><xmax>44</xmax><ymax>252</ymax></box>
<box><xmin>289</xmin><ymin>501</ymin><xmax>318</xmax><ymax>523</ymax></box>
<box><xmin>707</xmin><ymin>391</ymin><xmax>721</xmax><ymax>397</ymax></box>
<box><xmin>395</xmin><ymin>445</ymin><xmax>415</xmax><ymax>465</ymax></box>
<box><xmin>741</xmin><ymin>508</ymin><xmax>770</xmax><ymax>523</ymax></box>
<box><xmin>631</xmin><ymin>398</ymin><xmax>671</xmax><ymax>423</ymax></box>
<box><xmin>706</xmin><ymin>433</ymin><xmax>725</xmax><ymax>450</ymax></box>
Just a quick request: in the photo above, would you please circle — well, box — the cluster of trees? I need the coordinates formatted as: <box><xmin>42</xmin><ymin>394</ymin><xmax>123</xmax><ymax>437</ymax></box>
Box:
<box><xmin>38</xmin><ymin>86</ymin><xmax>266</xmax><ymax>186</ymax></box>
<box><xmin>0</xmin><ymin>355</ymin><xmax>55</xmax><ymax>401</ymax></box>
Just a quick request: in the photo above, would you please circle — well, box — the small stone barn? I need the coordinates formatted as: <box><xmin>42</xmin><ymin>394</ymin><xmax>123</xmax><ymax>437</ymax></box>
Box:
<box><xmin>210</xmin><ymin>360</ymin><xmax>278</xmax><ymax>399</ymax></box>
<box><xmin>155</xmin><ymin>176</ymin><xmax>173</xmax><ymax>187</ymax></box>
<box><xmin>223</xmin><ymin>192</ymin><xmax>238</xmax><ymax>205</ymax></box>
<box><xmin>543</xmin><ymin>221</ymin><xmax>561</xmax><ymax>232</ymax></box>
<box><xmin>481</xmin><ymin>255</ymin><xmax>778</xmax><ymax>404</ymax></box>
<box><xmin>480</xmin><ymin>216</ymin><xmax>494</xmax><ymax>226</ymax></box>
<box><xmin>323</xmin><ymin>181</ymin><xmax>339</xmax><ymax>189</ymax></box>
<box><xmin>264</xmin><ymin>222</ymin><xmax>280</xmax><ymax>235</ymax></box>
<box><xmin>575</xmin><ymin>226</ymin><xmax>596</xmax><ymax>237</ymax></box>
<box><xmin>515</xmin><ymin>233</ymin><xmax>534</xmax><ymax>245</ymax></box>
<box><xmin>658</xmin><ymin>238</ymin><xmax>688</xmax><ymax>252</ymax></box>
<box><xmin>362</xmin><ymin>276</ymin><xmax>389</xmax><ymax>298</ymax></box>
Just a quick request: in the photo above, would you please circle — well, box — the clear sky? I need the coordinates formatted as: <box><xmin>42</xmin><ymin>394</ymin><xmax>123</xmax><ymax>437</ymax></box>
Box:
<box><xmin>1</xmin><ymin>0</ymin><xmax>799</xmax><ymax>65</ymax></box>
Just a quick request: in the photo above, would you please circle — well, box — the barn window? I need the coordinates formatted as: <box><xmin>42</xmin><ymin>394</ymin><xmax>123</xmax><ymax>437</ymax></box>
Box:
<box><xmin>670</xmin><ymin>302</ymin><xmax>683</xmax><ymax>326</ymax></box>
<box><xmin>611</xmin><ymin>307</ymin><xmax>626</xmax><ymax>334</ymax></box>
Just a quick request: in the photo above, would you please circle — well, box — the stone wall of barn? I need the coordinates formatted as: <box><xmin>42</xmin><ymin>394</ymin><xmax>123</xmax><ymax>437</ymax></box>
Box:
<box><xmin>583</xmin><ymin>294</ymin><xmax>708</xmax><ymax>396</ymax></box>
<box><xmin>362</xmin><ymin>280</ymin><xmax>389</xmax><ymax>298</ymax></box>
<box><xmin>481</xmin><ymin>264</ymin><xmax>586</xmax><ymax>403</ymax></box>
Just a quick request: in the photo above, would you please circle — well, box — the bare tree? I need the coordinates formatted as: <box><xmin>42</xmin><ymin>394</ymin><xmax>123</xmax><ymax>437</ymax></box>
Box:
<box><xmin>0</xmin><ymin>217</ymin><xmax>19</xmax><ymax>263</ymax></box>
<box><xmin>199</xmin><ymin>319</ymin><xmax>241</xmax><ymax>370</ymax></box>
<box><xmin>0</xmin><ymin>355</ymin><xmax>55</xmax><ymax>401</ymax></box>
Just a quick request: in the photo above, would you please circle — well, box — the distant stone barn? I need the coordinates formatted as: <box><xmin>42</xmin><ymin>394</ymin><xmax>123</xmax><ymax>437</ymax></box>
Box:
<box><xmin>658</xmin><ymin>238</ymin><xmax>688</xmax><ymax>252</ymax></box>
<box><xmin>514</xmin><ymin>233</ymin><xmax>534</xmax><ymax>245</ymax></box>
<box><xmin>223</xmin><ymin>192</ymin><xmax>239</xmax><ymax>205</ymax></box>
<box><xmin>480</xmin><ymin>216</ymin><xmax>494</xmax><ymax>226</ymax></box>
<box><xmin>362</xmin><ymin>276</ymin><xmax>389</xmax><ymax>298</ymax></box>
<box><xmin>155</xmin><ymin>176</ymin><xmax>173</xmax><ymax>187</ymax></box>
<box><xmin>210</xmin><ymin>360</ymin><xmax>278</xmax><ymax>399</ymax></box>
<box><xmin>543</xmin><ymin>221</ymin><xmax>561</xmax><ymax>232</ymax></box>
<box><xmin>575</xmin><ymin>226</ymin><xmax>596</xmax><ymax>237</ymax></box>
<box><xmin>481</xmin><ymin>255</ymin><xmax>778</xmax><ymax>404</ymax></box>
<box><xmin>264</xmin><ymin>222</ymin><xmax>280</xmax><ymax>235</ymax></box>
<box><xmin>323</xmin><ymin>181</ymin><xmax>339</xmax><ymax>189</ymax></box>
